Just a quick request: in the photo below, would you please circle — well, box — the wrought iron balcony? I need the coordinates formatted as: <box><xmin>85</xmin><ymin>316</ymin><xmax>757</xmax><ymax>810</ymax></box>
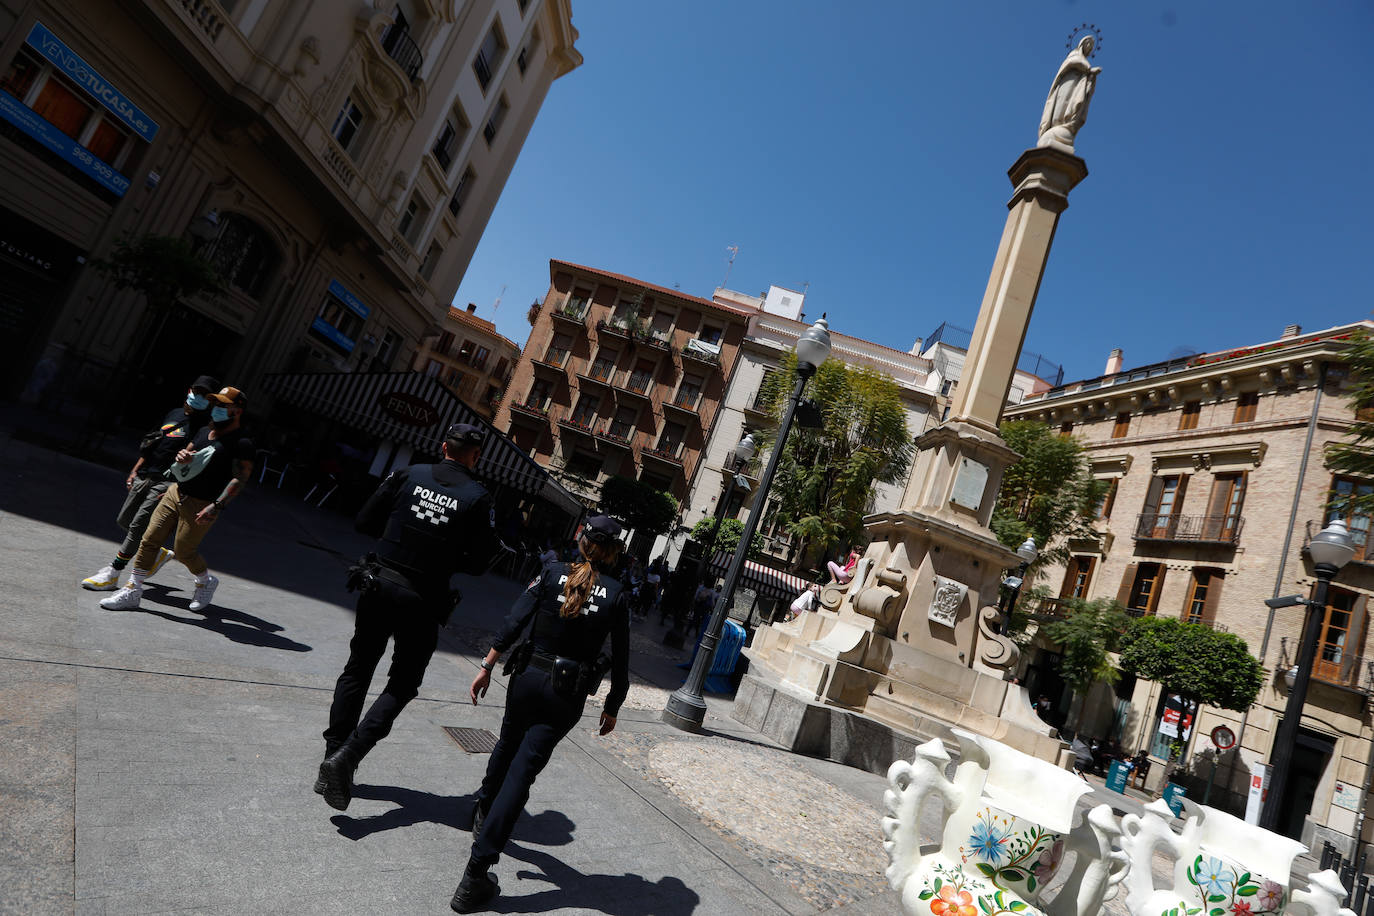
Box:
<box><xmin>578</xmin><ymin>362</ymin><xmax>616</xmax><ymax>388</ymax></box>
<box><xmin>595</xmin><ymin>420</ymin><xmax>633</xmax><ymax>448</ymax></box>
<box><xmin>642</xmin><ymin>443</ymin><xmax>684</xmax><ymax>466</ymax></box>
<box><xmin>664</xmin><ymin>391</ymin><xmax>701</xmax><ymax>417</ymax></box>
<box><xmin>638</xmin><ymin>331</ymin><xmax>673</xmax><ymax>353</ymax></box>
<box><xmin>597</xmin><ymin>319</ymin><xmax>635</xmax><ymax>340</ymax></box>
<box><xmin>558</xmin><ymin>413</ymin><xmax>596</xmax><ymax>437</ymax></box>
<box><xmin>1279</xmin><ymin>637</ymin><xmax>1374</xmax><ymax>694</ymax></box>
<box><xmin>510</xmin><ymin>399</ymin><xmax>551</xmax><ymax>422</ymax></box>
<box><xmin>619</xmin><ymin>371</ymin><xmax>653</xmax><ymax>399</ymax></box>
<box><xmin>380</xmin><ymin>25</ymin><xmax>423</xmax><ymax>82</ymax></box>
<box><xmin>680</xmin><ymin>342</ymin><xmax>722</xmax><ymax>368</ymax></box>
<box><xmin>1133</xmin><ymin>513</ymin><xmax>1244</xmax><ymax>544</ymax></box>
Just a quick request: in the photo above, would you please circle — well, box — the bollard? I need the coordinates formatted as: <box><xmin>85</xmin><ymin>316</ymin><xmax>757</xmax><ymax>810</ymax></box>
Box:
<box><xmin>1352</xmin><ymin>874</ymin><xmax>1367</xmax><ymax>915</ymax></box>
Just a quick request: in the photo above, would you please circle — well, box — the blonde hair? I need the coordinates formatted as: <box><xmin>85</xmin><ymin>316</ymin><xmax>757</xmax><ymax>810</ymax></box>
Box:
<box><xmin>560</xmin><ymin>535</ymin><xmax>623</xmax><ymax>618</ymax></box>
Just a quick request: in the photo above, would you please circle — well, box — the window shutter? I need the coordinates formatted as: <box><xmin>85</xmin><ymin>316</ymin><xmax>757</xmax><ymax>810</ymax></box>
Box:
<box><xmin>1202</xmin><ymin>570</ymin><xmax>1224</xmax><ymax>624</ymax></box>
<box><xmin>1148</xmin><ymin>566</ymin><xmax>1168</xmax><ymax>614</ymax></box>
<box><xmin>1117</xmin><ymin>563</ymin><xmax>1138</xmax><ymax>606</ymax></box>
<box><xmin>1060</xmin><ymin>562</ymin><xmax>1077</xmax><ymax>599</ymax></box>
<box><xmin>1143</xmin><ymin>478</ymin><xmax>1164</xmax><ymax>514</ymax></box>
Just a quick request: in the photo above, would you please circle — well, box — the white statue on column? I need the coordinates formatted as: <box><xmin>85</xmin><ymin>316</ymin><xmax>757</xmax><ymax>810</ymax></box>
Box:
<box><xmin>1038</xmin><ymin>35</ymin><xmax>1101</xmax><ymax>154</ymax></box>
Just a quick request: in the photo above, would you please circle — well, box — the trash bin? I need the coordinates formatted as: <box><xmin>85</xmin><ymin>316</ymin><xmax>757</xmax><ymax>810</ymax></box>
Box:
<box><xmin>704</xmin><ymin>620</ymin><xmax>746</xmax><ymax>693</ymax></box>
<box><xmin>1163</xmin><ymin>781</ymin><xmax>1187</xmax><ymax>816</ymax></box>
<box><xmin>1107</xmin><ymin>760</ymin><xmax>1131</xmax><ymax>794</ymax></box>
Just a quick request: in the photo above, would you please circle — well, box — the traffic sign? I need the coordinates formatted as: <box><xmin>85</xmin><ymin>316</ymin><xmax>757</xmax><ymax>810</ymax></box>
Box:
<box><xmin>1211</xmin><ymin>724</ymin><xmax>1236</xmax><ymax>750</ymax></box>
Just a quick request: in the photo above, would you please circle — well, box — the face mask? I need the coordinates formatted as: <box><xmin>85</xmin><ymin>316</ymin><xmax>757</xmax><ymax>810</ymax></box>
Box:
<box><xmin>211</xmin><ymin>406</ymin><xmax>231</xmax><ymax>422</ymax></box>
<box><xmin>187</xmin><ymin>393</ymin><xmax>209</xmax><ymax>410</ymax></box>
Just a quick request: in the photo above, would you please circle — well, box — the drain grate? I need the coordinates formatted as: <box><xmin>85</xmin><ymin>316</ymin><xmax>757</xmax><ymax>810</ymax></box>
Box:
<box><xmin>443</xmin><ymin>726</ymin><xmax>498</xmax><ymax>753</ymax></box>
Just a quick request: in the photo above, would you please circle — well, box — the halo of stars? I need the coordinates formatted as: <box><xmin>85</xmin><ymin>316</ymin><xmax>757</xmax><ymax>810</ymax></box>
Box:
<box><xmin>1066</xmin><ymin>23</ymin><xmax>1104</xmax><ymax>58</ymax></box>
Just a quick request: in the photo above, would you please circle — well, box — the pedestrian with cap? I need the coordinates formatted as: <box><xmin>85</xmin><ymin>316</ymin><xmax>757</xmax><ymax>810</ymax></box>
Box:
<box><xmin>315</xmin><ymin>423</ymin><xmax>499</xmax><ymax>811</ymax></box>
<box><xmin>452</xmin><ymin>514</ymin><xmax>631</xmax><ymax>913</ymax></box>
<box><xmin>81</xmin><ymin>374</ymin><xmax>220</xmax><ymax>591</ymax></box>
<box><xmin>100</xmin><ymin>386</ymin><xmax>253</xmax><ymax>613</ymax></box>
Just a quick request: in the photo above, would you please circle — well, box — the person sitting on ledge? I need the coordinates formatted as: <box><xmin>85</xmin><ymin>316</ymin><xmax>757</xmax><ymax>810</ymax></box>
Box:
<box><xmin>827</xmin><ymin>547</ymin><xmax>860</xmax><ymax>585</ymax></box>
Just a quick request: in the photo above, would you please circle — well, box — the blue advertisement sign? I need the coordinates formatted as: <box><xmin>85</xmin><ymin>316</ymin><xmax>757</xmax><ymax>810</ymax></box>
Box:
<box><xmin>1106</xmin><ymin>760</ymin><xmax>1130</xmax><ymax>794</ymax></box>
<box><xmin>26</xmin><ymin>22</ymin><xmax>158</xmax><ymax>142</ymax></box>
<box><xmin>327</xmin><ymin>278</ymin><xmax>371</xmax><ymax>319</ymax></box>
<box><xmin>0</xmin><ymin>90</ymin><xmax>130</xmax><ymax>196</ymax></box>
<box><xmin>311</xmin><ymin>317</ymin><xmax>356</xmax><ymax>353</ymax></box>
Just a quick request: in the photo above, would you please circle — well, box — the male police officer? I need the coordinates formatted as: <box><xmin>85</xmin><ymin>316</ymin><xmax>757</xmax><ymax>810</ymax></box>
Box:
<box><xmin>316</xmin><ymin>423</ymin><xmax>498</xmax><ymax>810</ymax></box>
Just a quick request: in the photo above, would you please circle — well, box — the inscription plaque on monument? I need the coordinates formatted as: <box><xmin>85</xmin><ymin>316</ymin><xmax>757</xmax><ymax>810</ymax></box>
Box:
<box><xmin>950</xmin><ymin>457</ymin><xmax>989</xmax><ymax>511</ymax></box>
<box><xmin>928</xmin><ymin>576</ymin><xmax>968</xmax><ymax>628</ymax></box>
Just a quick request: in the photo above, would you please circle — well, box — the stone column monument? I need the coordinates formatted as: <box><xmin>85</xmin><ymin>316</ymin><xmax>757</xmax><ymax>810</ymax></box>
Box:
<box><xmin>735</xmin><ymin>33</ymin><xmax>1101</xmax><ymax>772</ymax></box>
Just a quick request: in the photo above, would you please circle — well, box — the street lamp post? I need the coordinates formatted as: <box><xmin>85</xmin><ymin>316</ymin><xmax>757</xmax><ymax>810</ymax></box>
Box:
<box><xmin>663</xmin><ymin>433</ymin><xmax>756</xmax><ymax>648</ymax></box>
<box><xmin>999</xmin><ymin>537</ymin><xmax>1038</xmax><ymax>619</ymax></box>
<box><xmin>1260</xmin><ymin>518</ymin><xmax>1355</xmax><ymax>832</ymax></box>
<box><xmin>663</xmin><ymin>317</ymin><xmax>832</xmax><ymax>732</ymax></box>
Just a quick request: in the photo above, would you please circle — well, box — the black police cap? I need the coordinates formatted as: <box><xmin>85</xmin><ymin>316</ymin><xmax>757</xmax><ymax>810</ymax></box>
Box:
<box><xmin>582</xmin><ymin>514</ymin><xmax>623</xmax><ymax>545</ymax></box>
<box><xmin>444</xmin><ymin>423</ymin><xmax>485</xmax><ymax>449</ymax></box>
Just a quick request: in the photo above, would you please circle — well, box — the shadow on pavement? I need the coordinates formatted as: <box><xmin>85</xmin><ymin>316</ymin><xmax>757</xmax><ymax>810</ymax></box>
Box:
<box><xmin>495</xmin><ymin>845</ymin><xmax>700</xmax><ymax>915</ymax></box>
<box><xmin>128</xmin><ymin>584</ymin><xmax>312</xmax><ymax>652</ymax></box>
<box><xmin>332</xmin><ymin>786</ymin><xmax>576</xmax><ymax>849</ymax></box>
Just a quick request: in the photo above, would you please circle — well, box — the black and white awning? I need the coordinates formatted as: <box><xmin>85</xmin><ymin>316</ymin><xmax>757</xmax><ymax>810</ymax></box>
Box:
<box><xmin>706</xmin><ymin>551</ymin><xmax>811</xmax><ymax>602</ymax></box>
<box><xmin>262</xmin><ymin>370</ymin><xmax>575</xmax><ymax>506</ymax></box>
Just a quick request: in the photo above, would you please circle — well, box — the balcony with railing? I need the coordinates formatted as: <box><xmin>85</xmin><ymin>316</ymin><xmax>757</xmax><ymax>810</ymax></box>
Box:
<box><xmin>742</xmin><ymin>388</ymin><xmax>777</xmax><ymax>424</ymax></box>
<box><xmin>379</xmin><ymin>23</ymin><xmax>423</xmax><ymax>82</ymax></box>
<box><xmin>680</xmin><ymin>340</ymin><xmax>722</xmax><ymax>369</ymax></box>
<box><xmin>551</xmin><ymin>302</ymin><xmax>589</xmax><ymax>330</ymax></box>
<box><xmin>664</xmin><ymin>389</ymin><xmax>702</xmax><ymax>419</ymax></box>
<box><xmin>595</xmin><ymin>419</ymin><xmax>634</xmax><ymax>448</ymax></box>
<box><xmin>596</xmin><ymin>319</ymin><xmax>635</xmax><ymax>341</ymax></box>
<box><xmin>577</xmin><ymin>361</ymin><xmax>616</xmax><ymax>389</ymax></box>
<box><xmin>532</xmin><ymin>346</ymin><xmax>571</xmax><ymax>377</ymax></box>
<box><xmin>1305</xmin><ymin>519</ymin><xmax>1372</xmax><ymax>565</ymax></box>
<box><xmin>638</xmin><ymin>330</ymin><xmax>673</xmax><ymax>354</ymax></box>
<box><xmin>557</xmin><ymin>409</ymin><xmax>597</xmax><ymax>438</ymax></box>
<box><xmin>1133</xmin><ymin>513</ymin><xmax>1245</xmax><ymax>545</ymax></box>
<box><xmin>641</xmin><ymin>440</ymin><xmax>685</xmax><ymax>468</ymax></box>
<box><xmin>619</xmin><ymin>370</ymin><xmax>653</xmax><ymax>400</ymax></box>
<box><xmin>509</xmin><ymin>397</ymin><xmax>552</xmax><ymax>423</ymax></box>
<box><xmin>1279</xmin><ymin>636</ymin><xmax>1374</xmax><ymax>694</ymax></box>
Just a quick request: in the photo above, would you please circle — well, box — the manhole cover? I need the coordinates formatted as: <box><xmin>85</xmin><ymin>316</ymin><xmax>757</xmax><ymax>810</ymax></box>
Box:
<box><xmin>443</xmin><ymin>726</ymin><xmax>498</xmax><ymax>753</ymax></box>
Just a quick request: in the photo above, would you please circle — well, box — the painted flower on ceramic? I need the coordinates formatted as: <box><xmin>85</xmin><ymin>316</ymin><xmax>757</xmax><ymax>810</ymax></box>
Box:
<box><xmin>930</xmin><ymin>884</ymin><xmax>977</xmax><ymax>916</ymax></box>
<box><xmin>1197</xmin><ymin>858</ymin><xmax>1237</xmax><ymax>898</ymax></box>
<box><xmin>1232</xmin><ymin>902</ymin><xmax>1252</xmax><ymax>916</ymax></box>
<box><xmin>968</xmin><ymin>819</ymin><xmax>1011</xmax><ymax>864</ymax></box>
<box><xmin>1032</xmin><ymin>840</ymin><xmax>1065</xmax><ymax>879</ymax></box>
<box><xmin>1255</xmin><ymin>881</ymin><xmax>1284</xmax><ymax>912</ymax></box>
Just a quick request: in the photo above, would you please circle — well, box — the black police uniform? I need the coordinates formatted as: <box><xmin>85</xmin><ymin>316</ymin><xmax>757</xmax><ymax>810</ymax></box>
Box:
<box><xmin>320</xmin><ymin>449</ymin><xmax>495</xmax><ymax>793</ymax></box>
<box><xmin>469</xmin><ymin>559</ymin><xmax>631</xmax><ymax>869</ymax></box>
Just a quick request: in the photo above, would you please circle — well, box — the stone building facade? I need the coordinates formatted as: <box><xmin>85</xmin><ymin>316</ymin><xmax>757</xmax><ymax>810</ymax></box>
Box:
<box><xmin>494</xmin><ymin>259</ymin><xmax>752</xmax><ymax>506</ymax></box>
<box><xmin>411</xmin><ymin>302</ymin><xmax>521</xmax><ymax>419</ymax></box>
<box><xmin>1005</xmin><ymin>321</ymin><xmax>1374</xmax><ymax>850</ymax></box>
<box><xmin>0</xmin><ymin>0</ymin><xmax>578</xmax><ymax>419</ymax></box>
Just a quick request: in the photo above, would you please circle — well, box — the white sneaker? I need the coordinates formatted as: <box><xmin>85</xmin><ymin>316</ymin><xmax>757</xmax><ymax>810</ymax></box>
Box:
<box><xmin>146</xmin><ymin>548</ymin><xmax>175</xmax><ymax>580</ymax></box>
<box><xmin>189</xmin><ymin>575</ymin><xmax>219</xmax><ymax>612</ymax></box>
<box><xmin>100</xmin><ymin>584</ymin><xmax>143</xmax><ymax>610</ymax></box>
<box><xmin>81</xmin><ymin>565</ymin><xmax>120</xmax><ymax>591</ymax></box>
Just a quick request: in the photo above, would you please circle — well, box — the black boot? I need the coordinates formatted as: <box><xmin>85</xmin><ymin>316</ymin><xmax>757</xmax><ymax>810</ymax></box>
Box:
<box><xmin>317</xmin><ymin>741</ymin><xmax>364</xmax><ymax>811</ymax></box>
<box><xmin>313</xmin><ymin>742</ymin><xmax>343</xmax><ymax>795</ymax></box>
<box><xmin>450</xmin><ymin>860</ymin><xmax>499</xmax><ymax>913</ymax></box>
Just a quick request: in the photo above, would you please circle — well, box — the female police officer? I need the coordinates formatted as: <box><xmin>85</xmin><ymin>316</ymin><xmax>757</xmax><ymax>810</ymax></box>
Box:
<box><xmin>451</xmin><ymin>515</ymin><xmax>630</xmax><ymax>913</ymax></box>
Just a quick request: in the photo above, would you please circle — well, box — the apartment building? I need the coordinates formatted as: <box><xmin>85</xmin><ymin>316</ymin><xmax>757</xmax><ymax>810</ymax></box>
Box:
<box><xmin>1005</xmin><ymin>322</ymin><xmax>1374</xmax><ymax>851</ymax></box>
<box><xmin>411</xmin><ymin>303</ymin><xmax>520</xmax><ymax>419</ymax></box>
<box><xmin>494</xmin><ymin>260</ymin><xmax>752</xmax><ymax>505</ymax></box>
<box><xmin>0</xmin><ymin>0</ymin><xmax>578</xmax><ymax>420</ymax></box>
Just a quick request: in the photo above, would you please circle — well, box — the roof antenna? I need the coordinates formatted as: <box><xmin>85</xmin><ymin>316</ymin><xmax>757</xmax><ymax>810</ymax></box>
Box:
<box><xmin>722</xmin><ymin>245</ymin><xmax>739</xmax><ymax>288</ymax></box>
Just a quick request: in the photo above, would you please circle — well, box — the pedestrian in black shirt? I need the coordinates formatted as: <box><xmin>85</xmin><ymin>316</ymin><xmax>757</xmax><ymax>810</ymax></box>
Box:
<box><xmin>452</xmin><ymin>515</ymin><xmax>631</xmax><ymax>913</ymax></box>
<box><xmin>81</xmin><ymin>374</ymin><xmax>219</xmax><ymax>591</ymax></box>
<box><xmin>100</xmin><ymin>387</ymin><xmax>253</xmax><ymax>613</ymax></box>
<box><xmin>315</xmin><ymin>423</ymin><xmax>499</xmax><ymax>811</ymax></box>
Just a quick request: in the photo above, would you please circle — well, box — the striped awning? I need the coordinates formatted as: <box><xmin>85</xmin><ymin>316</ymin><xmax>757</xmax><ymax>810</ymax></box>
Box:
<box><xmin>706</xmin><ymin>551</ymin><xmax>812</xmax><ymax>602</ymax></box>
<box><xmin>263</xmin><ymin>370</ymin><xmax>555</xmax><ymax>498</ymax></box>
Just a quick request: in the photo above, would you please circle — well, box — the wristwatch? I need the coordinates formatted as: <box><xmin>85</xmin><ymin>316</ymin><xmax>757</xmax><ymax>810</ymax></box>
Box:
<box><xmin>480</xmin><ymin>660</ymin><xmax>494</xmax><ymax>672</ymax></box>
<box><xmin>212</xmin><ymin>500</ymin><xmax>224</xmax><ymax>511</ymax></box>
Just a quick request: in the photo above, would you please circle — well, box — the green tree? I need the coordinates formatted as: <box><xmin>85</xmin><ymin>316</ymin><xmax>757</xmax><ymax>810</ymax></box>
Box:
<box><xmin>1324</xmin><ymin>327</ymin><xmax>1374</xmax><ymax>513</ymax></box>
<box><xmin>599</xmin><ymin>475</ymin><xmax>678</xmax><ymax>538</ymax></box>
<box><xmin>92</xmin><ymin>234</ymin><xmax>224</xmax><ymax>315</ymax></box>
<box><xmin>992</xmin><ymin>420</ymin><xmax>1108</xmax><ymax>579</ymax></box>
<box><xmin>689</xmin><ymin>516</ymin><xmax>765</xmax><ymax>560</ymax></box>
<box><xmin>755</xmin><ymin>352</ymin><xmax>915</xmax><ymax>570</ymax></box>
<box><xmin>1042</xmin><ymin>598</ymin><xmax>1132</xmax><ymax>730</ymax></box>
<box><xmin>1117</xmin><ymin>617</ymin><xmax>1264</xmax><ymax>760</ymax></box>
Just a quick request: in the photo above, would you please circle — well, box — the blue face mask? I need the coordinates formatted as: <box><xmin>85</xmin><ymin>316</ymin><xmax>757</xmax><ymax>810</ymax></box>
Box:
<box><xmin>187</xmin><ymin>392</ymin><xmax>209</xmax><ymax>410</ymax></box>
<box><xmin>211</xmin><ymin>406</ymin><xmax>231</xmax><ymax>422</ymax></box>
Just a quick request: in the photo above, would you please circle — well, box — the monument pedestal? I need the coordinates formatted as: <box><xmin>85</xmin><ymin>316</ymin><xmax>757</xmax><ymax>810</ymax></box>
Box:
<box><xmin>733</xmin><ymin>145</ymin><xmax>1089</xmax><ymax>771</ymax></box>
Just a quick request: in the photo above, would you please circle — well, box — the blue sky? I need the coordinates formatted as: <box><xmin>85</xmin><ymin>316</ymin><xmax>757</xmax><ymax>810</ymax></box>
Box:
<box><xmin>455</xmin><ymin>1</ymin><xmax>1374</xmax><ymax>385</ymax></box>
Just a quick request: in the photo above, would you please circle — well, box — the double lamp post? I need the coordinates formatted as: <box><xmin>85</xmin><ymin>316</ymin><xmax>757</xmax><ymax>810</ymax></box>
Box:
<box><xmin>663</xmin><ymin>316</ymin><xmax>833</xmax><ymax>732</ymax></box>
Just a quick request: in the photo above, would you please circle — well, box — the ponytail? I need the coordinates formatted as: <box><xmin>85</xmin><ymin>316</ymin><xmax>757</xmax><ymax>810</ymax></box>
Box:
<box><xmin>560</xmin><ymin>535</ymin><xmax>623</xmax><ymax>618</ymax></box>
